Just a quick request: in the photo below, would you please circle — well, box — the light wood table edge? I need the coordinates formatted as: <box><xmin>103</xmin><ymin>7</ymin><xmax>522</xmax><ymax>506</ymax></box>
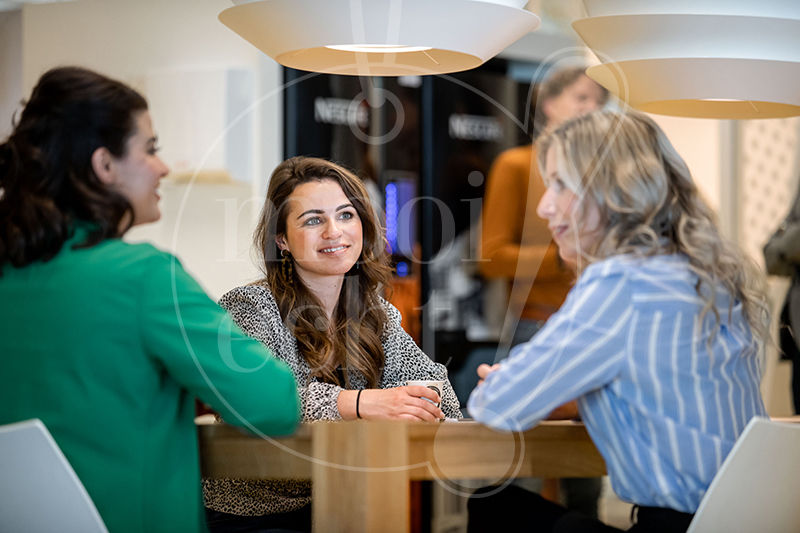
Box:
<box><xmin>198</xmin><ymin>419</ymin><xmax>606</xmax><ymax>481</ymax></box>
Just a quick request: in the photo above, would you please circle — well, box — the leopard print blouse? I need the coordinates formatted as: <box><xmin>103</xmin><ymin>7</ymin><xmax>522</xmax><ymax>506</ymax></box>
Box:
<box><xmin>202</xmin><ymin>284</ymin><xmax>462</xmax><ymax>516</ymax></box>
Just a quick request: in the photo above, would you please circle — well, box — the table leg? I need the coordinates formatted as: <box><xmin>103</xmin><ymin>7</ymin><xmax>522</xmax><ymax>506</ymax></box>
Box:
<box><xmin>312</xmin><ymin>422</ymin><xmax>410</xmax><ymax>533</ymax></box>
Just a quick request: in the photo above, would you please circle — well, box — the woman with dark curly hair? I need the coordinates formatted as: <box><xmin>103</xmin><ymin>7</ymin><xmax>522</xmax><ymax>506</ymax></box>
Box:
<box><xmin>203</xmin><ymin>156</ymin><xmax>462</xmax><ymax>533</ymax></box>
<box><xmin>0</xmin><ymin>67</ymin><xmax>300</xmax><ymax>533</ymax></box>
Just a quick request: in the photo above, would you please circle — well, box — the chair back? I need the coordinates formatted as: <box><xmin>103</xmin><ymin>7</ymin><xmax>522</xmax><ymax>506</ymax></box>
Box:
<box><xmin>0</xmin><ymin>419</ymin><xmax>108</xmax><ymax>533</ymax></box>
<box><xmin>687</xmin><ymin>416</ymin><xmax>800</xmax><ymax>533</ymax></box>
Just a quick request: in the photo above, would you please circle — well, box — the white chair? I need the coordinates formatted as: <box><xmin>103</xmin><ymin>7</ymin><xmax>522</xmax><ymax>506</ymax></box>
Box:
<box><xmin>0</xmin><ymin>419</ymin><xmax>108</xmax><ymax>533</ymax></box>
<box><xmin>687</xmin><ymin>416</ymin><xmax>800</xmax><ymax>533</ymax></box>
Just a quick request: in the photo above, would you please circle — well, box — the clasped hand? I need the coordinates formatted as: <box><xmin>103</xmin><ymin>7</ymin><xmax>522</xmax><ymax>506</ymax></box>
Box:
<box><xmin>338</xmin><ymin>386</ymin><xmax>444</xmax><ymax>422</ymax></box>
<box><xmin>476</xmin><ymin>363</ymin><xmax>501</xmax><ymax>386</ymax></box>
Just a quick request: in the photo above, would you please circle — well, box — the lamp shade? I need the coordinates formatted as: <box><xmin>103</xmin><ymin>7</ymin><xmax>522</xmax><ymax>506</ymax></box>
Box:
<box><xmin>219</xmin><ymin>0</ymin><xmax>540</xmax><ymax>76</ymax></box>
<box><xmin>573</xmin><ymin>1</ymin><xmax>800</xmax><ymax>119</ymax></box>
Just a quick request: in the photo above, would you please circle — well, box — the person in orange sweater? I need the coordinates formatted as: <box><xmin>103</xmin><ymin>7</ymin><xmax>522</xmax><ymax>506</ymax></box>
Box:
<box><xmin>474</xmin><ymin>66</ymin><xmax>608</xmax><ymax>523</ymax></box>
<box><xmin>481</xmin><ymin>65</ymin><xmax>608</xmax><ymax>345</ymax></box>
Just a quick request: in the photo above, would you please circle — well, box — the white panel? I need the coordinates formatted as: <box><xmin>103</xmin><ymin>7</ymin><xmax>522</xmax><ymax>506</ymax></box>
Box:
<box><xmin>145</xmin><ymin>69</ymin><xmax>227</xmax><ymax>174</ymax></box>
<box><xmin>225</xmin><ymin>68</ymin><xmax>255</xmax><ymax>183</ymax></box>
<box><xmin>257</xmin><ymin>54</ymin><xmax>283</xmax><ymax>196</ymax></box>
<box><xmin>143</xmin><ymin>67</ymin><xmax>255</xmax><ymax>183</ymax></box>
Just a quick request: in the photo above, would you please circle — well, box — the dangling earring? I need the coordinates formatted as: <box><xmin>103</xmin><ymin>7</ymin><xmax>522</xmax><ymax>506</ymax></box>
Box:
<box><xmin>281</xmin><ymin>250</ymin><xmax>293</xmax><ymax>285</ymax></box>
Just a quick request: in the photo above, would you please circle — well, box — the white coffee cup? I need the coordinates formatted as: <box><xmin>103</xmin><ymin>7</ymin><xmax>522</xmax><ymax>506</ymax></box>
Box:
<box><xmin>407</xmin><ymin>380</ymin><xmax>445</xmax><ymax>408</ymax></box>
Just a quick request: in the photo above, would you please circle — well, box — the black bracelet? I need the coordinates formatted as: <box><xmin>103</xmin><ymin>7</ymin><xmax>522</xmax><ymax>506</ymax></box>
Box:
<box><xmin>356</xmin><ymin>389</ymin><xmax>363</xmax><ymax>419</ymax></box>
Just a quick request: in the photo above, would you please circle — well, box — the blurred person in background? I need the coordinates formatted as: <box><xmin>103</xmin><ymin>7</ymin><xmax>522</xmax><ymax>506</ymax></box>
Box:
<box><xmin>480</xmin><ymin>65</ymin><xmax>609</xmax><ymax>347</ymax></box>
<box><xmin>477</xmin><ymin>65</ymin><xmax>609</xmax><ymax>518</ymax></box>
<box><xmin>764</xmin><ymin>183</ymin><xmax>800</xmax><ymax>412</ymax></box>
<box><xmin>0</xmin><ymin>67</ymin><xmax>300</xmax><ymax>533</ymax></box>
<box><xmin>203</xmin><ymin>156</ymin><xmax>462</xmax><ymax>533</ymax></box>
<box><xmin>469</xmin><ymin>109</ymin><xmax>770</xmax><ymax>533</ymax></box>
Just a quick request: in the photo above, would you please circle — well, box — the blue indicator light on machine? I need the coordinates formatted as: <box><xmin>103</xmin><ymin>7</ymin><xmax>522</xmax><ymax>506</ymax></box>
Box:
<box><xmin>385</xmin><ymin>183</ymin><xmax>398</xmax><ymax>253</ymax></box>
<box><xmin>396</xmin><ymin>261</ymin><xmax>408</xmax><ymax>277</ymax></box>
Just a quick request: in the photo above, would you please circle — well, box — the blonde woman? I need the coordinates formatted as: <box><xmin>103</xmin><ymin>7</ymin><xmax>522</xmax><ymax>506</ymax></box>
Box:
<box><xmin>468</xmin><ymin>110</ymin><xmax>769</xmax><ymax>533</ymax></box>
<box><xmin>478</xmin><ymin>64</ymin><xmax>610</xmax><ymax>521</ymax></box>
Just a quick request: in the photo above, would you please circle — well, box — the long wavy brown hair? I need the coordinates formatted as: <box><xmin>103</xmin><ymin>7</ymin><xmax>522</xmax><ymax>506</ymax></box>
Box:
<box><xmin>254</xmin><ymin>156</ymin><xmax>393</xmax><ymax>388</ymax></box>
<box><xmin>536</xmin><ymin>109</ymin><xmax>769</xmax><ymax>342</ymax></box>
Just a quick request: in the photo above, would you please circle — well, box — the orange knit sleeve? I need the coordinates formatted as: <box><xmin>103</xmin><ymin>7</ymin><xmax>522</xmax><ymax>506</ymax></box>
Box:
<box><xmin>479</xmin><ymin>146</ymin><xmax>564</xmax><ymax>281</ymax></box>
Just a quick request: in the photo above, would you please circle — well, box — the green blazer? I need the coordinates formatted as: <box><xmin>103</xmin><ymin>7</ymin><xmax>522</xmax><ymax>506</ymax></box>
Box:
<box><xmin>0</xmin><ymin>227</ymin><xmax>300</xmax><ymax>532</ymax></box>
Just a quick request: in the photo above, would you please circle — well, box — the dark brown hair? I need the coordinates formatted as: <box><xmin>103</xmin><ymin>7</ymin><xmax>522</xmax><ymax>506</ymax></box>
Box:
<box><xmin>254</xmin><ymin>156</ymin><xmax>393</xmax><ymax>388</ymax></box>
<box><xmin>0</xmin><ymin>66</ymin><xmax>148</xmax><ymax>274</ymax></box>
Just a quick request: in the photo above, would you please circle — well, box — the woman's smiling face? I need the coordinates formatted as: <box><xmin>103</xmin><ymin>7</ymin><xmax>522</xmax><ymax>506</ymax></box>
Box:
<box><xmin>276</xmin><ymin>179</ymin><xmax>363</xmax><ymax>284</ymax></box>
<box><xmin>110</xmin><ymin>111</ymin><xmax>169</xmax><ymax>226</ymax></box>
<box><xmin>536</xmin><ymin>146</ymin><xmax>603</xmax><ymax>265</ymax></box>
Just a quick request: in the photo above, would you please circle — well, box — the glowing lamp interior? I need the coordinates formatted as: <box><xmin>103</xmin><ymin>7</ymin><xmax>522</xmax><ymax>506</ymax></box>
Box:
<box><xmin>325</xmin><ymin>44</ymin><xmax>433</xmax><ymax>54</ymax></box>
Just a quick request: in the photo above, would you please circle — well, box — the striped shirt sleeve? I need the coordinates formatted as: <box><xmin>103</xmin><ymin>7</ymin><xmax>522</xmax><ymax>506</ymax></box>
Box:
<box><xmin>468</xmin><ymin>265</ymin><xmax>633</xmax><ymax>431</ymax></box>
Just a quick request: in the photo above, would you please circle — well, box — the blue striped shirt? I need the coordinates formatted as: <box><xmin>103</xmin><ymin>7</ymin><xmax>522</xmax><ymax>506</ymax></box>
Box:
<box><xmin>467</xmin><ymin>254</ymin><xmax>766</xmax><ymax>512</ymax></box>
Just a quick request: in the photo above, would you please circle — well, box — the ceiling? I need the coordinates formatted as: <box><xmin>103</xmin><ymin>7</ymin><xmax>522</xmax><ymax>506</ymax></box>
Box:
<box><xmin>0</xmin><ymin>0</ymin><xmax>76</xmax><ymax>13</ymax></box>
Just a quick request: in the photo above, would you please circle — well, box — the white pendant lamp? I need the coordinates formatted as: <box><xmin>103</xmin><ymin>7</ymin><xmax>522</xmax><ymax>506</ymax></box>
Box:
<box><xmin>219</xmin><ymin>0</ymin><xmax>540</xmax><ymax>76</ymax></box>
<box><xmin>573</xmin><ymin>1</ymin><xmax>800</xmax><ymax>119</ymax></box>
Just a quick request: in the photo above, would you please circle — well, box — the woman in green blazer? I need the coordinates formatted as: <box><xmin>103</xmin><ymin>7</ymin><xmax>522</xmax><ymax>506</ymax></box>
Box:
<box><xmin>0</xmin><ymin>67</ymin><xmax>301</xmax><ymax>533</ymax></box>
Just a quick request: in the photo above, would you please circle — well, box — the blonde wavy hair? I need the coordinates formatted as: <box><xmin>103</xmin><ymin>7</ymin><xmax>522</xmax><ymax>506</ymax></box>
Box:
<box><xmin>536</xmin><ymin>109</ymin><xmax>769</xmax><ymax>341</ymax></box>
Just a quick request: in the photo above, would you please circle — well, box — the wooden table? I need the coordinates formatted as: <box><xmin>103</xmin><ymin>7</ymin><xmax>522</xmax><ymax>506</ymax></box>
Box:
<box><xmin>199</xmin><ymin>420</ymin><xmax>606</xmax><ymax>533</ymax></box>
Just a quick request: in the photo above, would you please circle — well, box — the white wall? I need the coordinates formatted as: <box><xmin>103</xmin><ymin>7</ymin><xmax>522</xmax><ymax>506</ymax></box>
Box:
<box><xmin>21</xmin><ymin>0</ymin><xmax>283</xmax><ymax>191</ymax></box>
<box><xmin>649</xmin><ymin>115</ymin><xmax>723</xmax><ymax>212</ymax></box>
<box><xmin>22</xmin><ymin>0</ymin><xmax>259</xmax><ymax>91</ymax></box>
<box><xmin>0</xmin><ymin>10</ymin><xmax>22</xmax><ymax>139</ymax></box>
